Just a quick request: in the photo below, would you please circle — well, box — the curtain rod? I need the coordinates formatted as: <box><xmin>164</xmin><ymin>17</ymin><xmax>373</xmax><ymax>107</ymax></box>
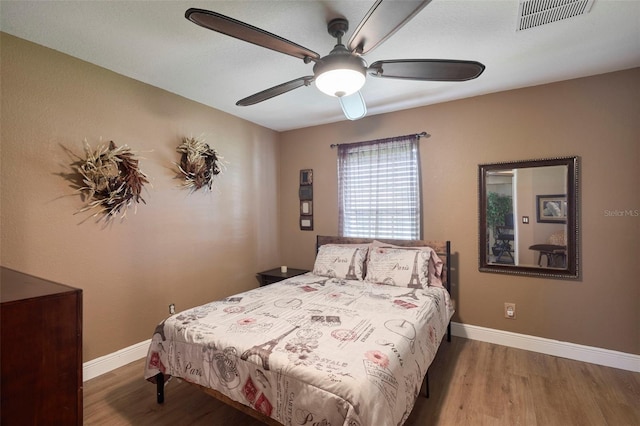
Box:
<box><xmin>330</xmin><ymin>131</ymin><xmax>429</xmax><ymax>148</ymax></box>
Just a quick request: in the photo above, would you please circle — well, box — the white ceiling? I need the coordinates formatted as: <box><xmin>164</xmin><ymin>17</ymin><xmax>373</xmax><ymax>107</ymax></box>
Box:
<box><xmin>1</xmin><ymin>1</ymin><xmax>639</xmax><ymax>132</ymax></box>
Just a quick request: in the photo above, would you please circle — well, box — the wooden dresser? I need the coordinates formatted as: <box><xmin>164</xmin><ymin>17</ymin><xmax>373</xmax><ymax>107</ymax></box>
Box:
<box><xmin>1</xmin><ymin>267</ymin><xmax>83</xmax><ymax>425</ymax></box>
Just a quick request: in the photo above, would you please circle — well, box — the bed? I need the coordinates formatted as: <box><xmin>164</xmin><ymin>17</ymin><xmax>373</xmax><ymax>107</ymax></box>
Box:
<box><xmin>144</xmin><ymin>236</ymin><xmax>453</xmax><ymax>425</ymax></box>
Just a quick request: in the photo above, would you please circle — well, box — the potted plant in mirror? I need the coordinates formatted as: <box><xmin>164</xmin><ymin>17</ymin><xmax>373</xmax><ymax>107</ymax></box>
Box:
<box><xmin>486</xmin><ymin>192</ymin><xmax>513</xmax><ymax>256</ymax></box>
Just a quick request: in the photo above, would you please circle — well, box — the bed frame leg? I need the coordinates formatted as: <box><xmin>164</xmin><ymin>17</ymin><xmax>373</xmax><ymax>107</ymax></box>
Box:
<box><xmin>424</xmin><ymin>322</ymin><xmax>450</xmax><ymax>400</ymax></box>
<box><xmin>156</xmin><ymin>373</ymin><xmax>164</xmax><ymax>404</ymax></box>
<box><xmin>424</xmin><ymin>371</ymin><xmax>430</xmax><ymax>398</ymax></box>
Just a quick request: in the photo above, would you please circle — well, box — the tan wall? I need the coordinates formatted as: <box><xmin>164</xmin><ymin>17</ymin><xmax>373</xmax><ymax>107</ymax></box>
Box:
<box><xmin>0</xmin><ymin>33</ymin><xmax>281</xmax><ymax>361</ymax></box>
<box><xmin>279</xmin><ymin>68</ymin><xmax>640</xmax><ymax>355</ymax></box>
<box><xmin>2</xmin><ymin>31</ymin><xmax>638</xmax><ymax>359</ymax></box>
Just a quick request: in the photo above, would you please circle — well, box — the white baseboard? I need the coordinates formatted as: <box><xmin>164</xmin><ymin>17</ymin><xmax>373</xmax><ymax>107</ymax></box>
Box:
<box><xmin>82</xmin><ymin>324</ymin><xmax>639</xmax><ymax>381</ymax></box>
<box><xmin>450</xmin><ymin>322</ymin><xmax>640</xmax><ymax>373</ymax></box>
<box><xmin>83</xmin><ymin>339</ymin><xmax>151</xmax><ymax>382</ymax></box>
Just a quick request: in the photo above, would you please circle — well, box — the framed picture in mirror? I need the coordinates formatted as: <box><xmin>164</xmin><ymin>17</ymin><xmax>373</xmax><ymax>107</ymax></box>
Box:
<box><xmin>537</xmin><ymin>194</ymin><xmax>567</xmax><ymax>223</ymax></box>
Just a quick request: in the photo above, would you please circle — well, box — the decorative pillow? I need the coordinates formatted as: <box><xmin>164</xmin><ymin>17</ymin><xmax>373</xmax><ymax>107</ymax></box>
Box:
<box><xmin>313</xmin><ymin>245</ymin><xmax>368</xmax><ymax>280</ymax></box>
<box><xmin>368</xmin><ymin>242</ymin><xmax>444</xmax><ymax>288</ymax></box>
<box><xmin>365</xmin><ymin>247</ymin><xmax>430</xmax><ymax>288</ymax></box>
<box><xmin>425</xmin><ymin>248</ymin><xmax>444</xmax><ymax>288</ymax></box>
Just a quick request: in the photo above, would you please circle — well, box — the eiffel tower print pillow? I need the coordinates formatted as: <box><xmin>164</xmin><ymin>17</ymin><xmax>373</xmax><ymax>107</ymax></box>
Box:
<box><xmin>365</xmin><ymin>247</ymin><xmax>430</xmax><ymax>288</ymax></box>
<box><xmin>312</xmin><ymin>244</ymin><xmax>368</xmax><ymax>280</ymax></box>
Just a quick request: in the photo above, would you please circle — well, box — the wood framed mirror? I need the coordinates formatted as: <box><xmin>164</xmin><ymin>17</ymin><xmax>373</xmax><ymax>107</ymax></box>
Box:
<box><xmin>478</xmin><ymin>156</ymin><xmax>579</xmax><ymax>279</ymax></box>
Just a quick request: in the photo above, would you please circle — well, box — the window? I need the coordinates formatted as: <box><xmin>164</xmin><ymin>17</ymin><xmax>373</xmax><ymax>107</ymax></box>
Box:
<box><xmin>338</xmin><ymin>135</ymin><xmax>421</xmax><ymax>239</ymax></box>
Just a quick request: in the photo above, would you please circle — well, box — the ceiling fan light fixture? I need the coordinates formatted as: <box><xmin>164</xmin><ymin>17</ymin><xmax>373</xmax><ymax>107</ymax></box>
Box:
<box><xmin>313</xmin><ymin>46</ymin><xmax>367</xmax><ymax>97</ymax></box>
<box><xmin>315</xmin><ymin>68</ymin><xmax>366</xmax><ymax>97</ymax></box>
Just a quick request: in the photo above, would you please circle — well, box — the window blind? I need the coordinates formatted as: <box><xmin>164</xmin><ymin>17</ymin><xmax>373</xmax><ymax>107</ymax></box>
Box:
<box><xmin>338</xmin><ymin>135</ymin><xmax>421</xmax><ymax>239</ymax></box>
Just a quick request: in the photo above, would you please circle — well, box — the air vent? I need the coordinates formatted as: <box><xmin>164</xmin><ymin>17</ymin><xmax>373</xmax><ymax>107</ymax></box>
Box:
<box><xmin>517</xmin><ymin>0</ymin><xmax>595</xmax><ymax>31</ymax></box>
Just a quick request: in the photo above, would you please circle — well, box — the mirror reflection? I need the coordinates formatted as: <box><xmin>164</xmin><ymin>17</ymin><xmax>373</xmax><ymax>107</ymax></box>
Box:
<box><xmin>479</xmin><ymin>157</ymin><xmax>579</xmax><ymax>279</ymax></box>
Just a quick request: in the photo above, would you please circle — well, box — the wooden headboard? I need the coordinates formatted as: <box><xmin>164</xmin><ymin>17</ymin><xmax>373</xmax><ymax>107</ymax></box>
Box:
<box><xmin>316</xmin><ymin>235</ymin><xmax>451</xmax><ymax>293</ymax></box>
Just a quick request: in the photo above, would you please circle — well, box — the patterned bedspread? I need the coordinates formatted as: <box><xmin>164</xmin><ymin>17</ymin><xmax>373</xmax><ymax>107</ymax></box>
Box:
<box><xmin>144</xmin><ymin>273</ymin><xmax>453</xmax><ymax>426</ymax></box>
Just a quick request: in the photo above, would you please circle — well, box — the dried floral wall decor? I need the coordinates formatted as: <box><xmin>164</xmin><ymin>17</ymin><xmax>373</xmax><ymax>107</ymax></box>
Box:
<box><xmin>176</xmin><ymin>136</ymin><xmax>224</xmax><ymax>192</ymax></box>
<box><xmin>73</xmin><ymin>140</ymin><xmax>149</xmax><ymax>222</ymax></box>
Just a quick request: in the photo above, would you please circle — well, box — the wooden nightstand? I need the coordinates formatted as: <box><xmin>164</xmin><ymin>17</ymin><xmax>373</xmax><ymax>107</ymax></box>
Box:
<box><xmin>257</xmin><ymin>267</ymin><xmax>309</xmax><ymax>286</ymax></box>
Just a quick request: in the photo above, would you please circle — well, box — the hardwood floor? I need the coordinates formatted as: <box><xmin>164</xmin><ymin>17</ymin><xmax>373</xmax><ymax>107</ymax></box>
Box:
<box><xmin>84</xmin><ymin>337</ymin><xmax>640</xmax><ymax>425</ymax></box>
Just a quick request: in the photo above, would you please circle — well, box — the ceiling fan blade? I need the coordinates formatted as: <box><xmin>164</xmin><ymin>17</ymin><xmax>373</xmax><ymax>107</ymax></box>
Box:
<box><xmin>339</xmin><ymin>91</ymin><xmax>367</xmax><ymax>120</ymax></box>
<box><xmin>348</xmin><ymin>0</ymin><xmax>432</xmax><ymax>55</ymax></box>
<box><xmin>236</xmin><ymin>76</ymin><xmax>314</xmax><ymax>106</ymax></box>
<box><xmin>185</xmin><ymin>8</ymin><xmax>320</xmax><ymax>61</ymax></box>
<box><xmin>369</xmin><ymin>59</ymin><xmax>485</xmax><ymax>81</ymax></box>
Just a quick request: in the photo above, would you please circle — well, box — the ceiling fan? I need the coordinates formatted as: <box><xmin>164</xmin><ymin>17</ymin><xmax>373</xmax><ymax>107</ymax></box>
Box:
<box><xmin>185</xmin><ymin>0</ymin><xmax>485</xmax><ymax>120</ymax></box>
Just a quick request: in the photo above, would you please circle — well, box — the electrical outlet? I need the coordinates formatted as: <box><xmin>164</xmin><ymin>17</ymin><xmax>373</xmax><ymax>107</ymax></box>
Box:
<box><xmin>169</xmin><ymin>303</ymin><xmax>176</xmax><ymax>315</ymax></box>
<box><xmin>504</xmin><ymin>302</ymin><xmax>516</xmax><ymax>319</ymax></box>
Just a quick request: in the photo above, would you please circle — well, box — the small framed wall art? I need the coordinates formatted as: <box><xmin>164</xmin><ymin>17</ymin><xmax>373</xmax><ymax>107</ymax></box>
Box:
<box><xmin>300</xmin><ymin>216</ymin><xmax>313</xmax><ymax>231</ymax></box>
<box><xmin>299</xmin><ymin>185</ymin><xmax>313</xmax><ymax>200</ymax></box>
<box><xmin>300</xmin><ymin>169</ymin><xmax>313</xmax><ymax>185</ymax></box>
<box><xmin>300</xmin><ymin>200</ymin><xmax>313</xmax><ymax>216</ymax></box>
<box><xmin>299</xmin><ymin>168</ymin><xmax>313</xmax><ymax>230</ymax></box>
